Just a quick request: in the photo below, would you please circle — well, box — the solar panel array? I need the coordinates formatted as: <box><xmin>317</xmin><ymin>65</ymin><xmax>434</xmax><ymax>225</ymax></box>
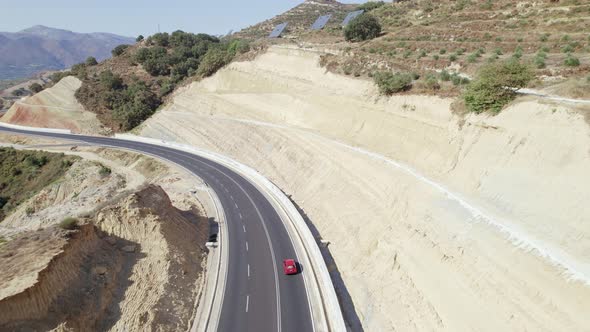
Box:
<box><xmin>311</xmin><ymin>14</ymin><xmax>332</xmax><ymax>30</ymax></box>
<box><xmin>269</xmin><ymin>23</ymin><xmax>288</xmax><ymax>38</ymax></box>
<box><xmin>341</xmin><ymin>10</ymin><xmax>364</xmax><ymax>27</ymax></box>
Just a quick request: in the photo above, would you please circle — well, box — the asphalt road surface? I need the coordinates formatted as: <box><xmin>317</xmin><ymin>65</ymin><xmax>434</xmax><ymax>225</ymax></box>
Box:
<box><xmin>0</xmin><ymin>127</ymin><xmax>314</xmax><ymax>332</ymax></box>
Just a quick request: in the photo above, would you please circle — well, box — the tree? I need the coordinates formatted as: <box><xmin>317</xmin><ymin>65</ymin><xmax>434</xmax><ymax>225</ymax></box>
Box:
<box><xmin>136</xmin><ymin>35</ymin><xmax>144</xmax><ymax>42</ymax></box>
<box><xmin>112</xmin><ymin>44</ymin><xmax>130</xmax><ymax>57</ymax></box>
<box><xmin>29</xmin><ymin>83</ymin><xmax>43</xmax><ymax>94</ymax></box>
<box><xmin>344</xmin><ymin>14</ymin><xmax>382</xmax><ymax>42</ymax></box>
<box><xmin>463</xmin><ymin>60</ymin><xmax>534</xmax><ymax>114</ymax></box>
<box><xmin>85</xmin><ymin>56</ymin><xmax>98</xmax><ymax>66</ymax></box>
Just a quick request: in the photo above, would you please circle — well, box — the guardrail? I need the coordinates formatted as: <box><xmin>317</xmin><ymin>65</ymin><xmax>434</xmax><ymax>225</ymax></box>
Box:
<box><xmin>114</xmin><ymin>134</ymin><xmax>346</xmax><ymax>331</ymax></box>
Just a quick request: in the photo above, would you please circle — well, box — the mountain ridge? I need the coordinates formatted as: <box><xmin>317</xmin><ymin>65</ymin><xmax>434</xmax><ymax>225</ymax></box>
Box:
<box><xmin>0</xmin><ymin>25</ymin><xmax>135</xmax><ymax>80</ymax></box>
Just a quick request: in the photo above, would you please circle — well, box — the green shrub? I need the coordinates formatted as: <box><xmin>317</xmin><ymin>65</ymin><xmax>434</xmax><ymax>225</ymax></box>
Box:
<box><xmin>463</xmin><ymin>60</ymin><xmax>534</xmax><ymax>114</ymax></box>
<box><xmin>534</xmin><ymin>57</ymin><xmax>546</xmax><ymax>69</ymax></box>
<box><xmin>494</xmin><ymin>48</ymin><xmax>503</xmax><ymax>55</ymax></box>
<box><xmin>440</xmin><ymin>70</ymin><xmax>451</xmax><ymax>81</ymax></box>
<box><xmin>449</xmin><ymin>53</ymin><xmax>458</xmax><ymax>62</ymax></box>
<box><xmin>451</xmin><ymin>73</ymin><xmax>470</xmax><ymax>86</ymax></box>
<box><xmin>439</xmin><ymin>49</ymin><xmax>447</xmax><ymax>55</ymax></box>
<box><xmin>357</xmin><ymin>1</ymin><xmax>385</xmax><ymax>12</ymax></box>
<box><xmin>85</xmin><ymin>57</ymin><xmax>98</xmax><ymax>66</ymax></box>
<box><xmin>467</xmin><ymin>54</ymin><xmax>477</xmax><ymax>63</ymax></box>
<box><xmin>29</xmin><ymin>83</ymin><xmax>43</xmax><ymax>93</ymax></box>
<box><xmin>98</xmin><ymin>165</ymin><xmax>112</xmax><ymax>176</ymax></box>
<box><xmin>561</xmin><ymin>44</ymin><xmax>575</xmax><ymax>53</ymax></box>
<box><xmin>539</xmin><ymin>33</ymin><xmax>550</xmax><ymax>42</ymax></box>
<box><xmin>564</xmin><ymin>54</ymin><xmax>580</xmax><ymax>67</ymax></box>
<box><xmin>424</xmin><ymin>75</ymin><xmax>440</xmax><ymax>90</ymax></box>
<box><xmin>50</xmin><ymin>71</ymin><xmax>71</xmax><ymax>83</ymax></box>
<box><xmin>59</xmin><ymin>217</ymin><xmax>78</xmax><ymax>230</ymax></box>
<box><xmin>373</xmin><ymin>72</ymin><xmax>413</xmax><ymax>95</ymax></box>
<box><xmin>344</xmin><ymin>14</ymin><xmax>382</xmax><ymax>42</ymax></box>
<box><xmin>433</xmin><ymin>54</ymin><xmax>440</xmax><ymax>60</ymax></box>
<box><xmin>112</xmin><ymin>44</ymin><xmax>130</xmax><ymax>57</ymax></box>
<box><xmin>197</xmin><ymin>47</ymin><xmax>230</xmax><ymax>77</ymax></box>
<box><xmin>136</xmin><ymin>35</ymin><xmax>144</xmax><ymax>42</ymax></box>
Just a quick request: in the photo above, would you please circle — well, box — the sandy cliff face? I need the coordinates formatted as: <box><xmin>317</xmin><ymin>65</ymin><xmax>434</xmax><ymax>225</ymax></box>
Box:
<box><xmin>140</xmin><ymin>46</ymin><xmax>590</xmax><ymax>331</ymax></box>
<box><xmin>0</xmin><ymin>76</ymin><xmax>103</xmax><ymax>134</ymax></box>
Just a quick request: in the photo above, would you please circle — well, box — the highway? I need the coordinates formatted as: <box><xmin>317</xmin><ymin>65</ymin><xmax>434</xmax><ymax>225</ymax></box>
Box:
<box><xmin>0</xmin><ymin>126</ymin><xmax>314</xmax><ymax>332</ymax></box>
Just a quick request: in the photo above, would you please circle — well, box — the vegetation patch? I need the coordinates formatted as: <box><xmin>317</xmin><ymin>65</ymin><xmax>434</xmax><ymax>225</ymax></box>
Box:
<box><xmin>57</xmin><ymin>31</ymin><xmax>250</xmax><ymax>132</ymax></box>
<box><xmin>374</xmin><ymin>71</ymin><xmax>413</xmax><ymax>95</ymax></box>
<box><xmin>0</xmin><ymin>148</ymin><xmax>78</xmax><ymax>221</ymax></box>
<box><xmin>59</xmin><ymin>217</ymin><xmax>79</xmax><ymax>230</ymax></box>
<box><xmin>463</xmin><ymin>60</ymin><xmax>534</xmax><ymax>114</ymax></box>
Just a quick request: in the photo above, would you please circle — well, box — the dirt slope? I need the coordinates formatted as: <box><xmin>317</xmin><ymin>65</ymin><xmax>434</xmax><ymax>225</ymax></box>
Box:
<box><xmin>0</xmin><ymin>76</ymin><xmax>104</xmax><ymax>134</ymax></box>
<box><xmin>139</xmin><ymin>45</ymin><xmax>590</xmax><ymax>331</ymax></box>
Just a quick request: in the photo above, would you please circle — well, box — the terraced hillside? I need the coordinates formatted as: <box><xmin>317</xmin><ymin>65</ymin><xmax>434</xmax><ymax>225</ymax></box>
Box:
<box><xmin>238</xmin><ymin>0</ymin><xmax>590</xmax><ymax>97</ymax></box>
<box><xmin>233</xmin><ymin>0</ymin><xmax>356</xmax><ymax>40</ymax></box>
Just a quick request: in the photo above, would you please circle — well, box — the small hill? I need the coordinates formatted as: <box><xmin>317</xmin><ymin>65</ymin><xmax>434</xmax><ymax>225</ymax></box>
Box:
<box><xmin>0</xmin><ymin>26</ymin><xmax>135</xmax><ymax>80</ymax></box>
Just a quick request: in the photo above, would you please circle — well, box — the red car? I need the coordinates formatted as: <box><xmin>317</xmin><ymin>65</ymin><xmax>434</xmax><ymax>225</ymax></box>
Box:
<box><xmin>283</xmin><ymin>259</ymin><xmax>298</xmax><ymax>275</ymax></box>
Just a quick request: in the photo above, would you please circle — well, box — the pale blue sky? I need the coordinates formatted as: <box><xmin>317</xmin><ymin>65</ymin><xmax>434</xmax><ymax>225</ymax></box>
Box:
<box><xmin>0</xmin><ymin>0</ymin><xmax>373</xmax><ymax>37</ymax></box>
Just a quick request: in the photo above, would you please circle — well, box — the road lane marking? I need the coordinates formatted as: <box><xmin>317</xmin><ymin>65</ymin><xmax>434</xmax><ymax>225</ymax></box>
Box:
<box><xmin>246</xmin><ymin>295</ymin><xmax>250</xmax><ymax>313</ymax></box>
<box><xmin>239</xmin><ymin>213</ymin><xmax>243</xmax><ymax>220</ymax></box>
<box><xmin>230</xmin><ymin>194</ymin><xmax>234</xmax><ymax>200</ymax></box>
<box><xmin>243</xmin><ymin>225</ymin><xmax>246</xmax><ymax>233</ymax></box>
<box><xmin>248</xmin><ymin>264</ymin><xmax>250</xmax><ymax>277</ymax></box>
<box><xmin>234</xmin><ymin>202</ymin><xmax>238</xmax><ymax>209</ymax></box>
<box><xmin>246</xmin><ymin>241</ymin><xmax>249</xmax><ymax>251</ymax></box>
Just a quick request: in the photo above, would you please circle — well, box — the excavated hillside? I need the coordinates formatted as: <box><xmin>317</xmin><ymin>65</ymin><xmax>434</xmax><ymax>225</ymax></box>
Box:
<box><xmin>138</xmin><ymin>45</ymin><xmax>590</xmax><ymax>331</ymax></box>
<box><xmin>0</xmin><ymin>144</ymin><xmax>209</xmax><ymax>331</ymax></box>
<box><xmin>0</xmin><ymin>76</ymin><xmax>104</xmax><ymax>134</ymax></box>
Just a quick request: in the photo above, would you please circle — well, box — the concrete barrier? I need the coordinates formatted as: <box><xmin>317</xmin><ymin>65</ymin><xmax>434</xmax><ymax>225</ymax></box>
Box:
<box><xmin>0</xmin><ymin>122</ymin><xmax>72</xmax><ymax>134</ymax></box>
<box><xmin>115</xmin><ymin>134</ymin><xmax>346</xmax><ymax>331</ymax></box>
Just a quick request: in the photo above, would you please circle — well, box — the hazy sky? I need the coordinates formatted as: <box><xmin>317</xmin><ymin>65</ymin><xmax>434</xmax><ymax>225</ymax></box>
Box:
<box><xmin>0</xmin><ymin>0</ymin><xmax>373</xmax><ymax>37</ymax></box>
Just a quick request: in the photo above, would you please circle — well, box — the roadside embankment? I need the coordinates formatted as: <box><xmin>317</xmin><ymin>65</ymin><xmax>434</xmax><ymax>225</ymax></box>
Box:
<box><xmin>139</xmin><ymin>45</ymin><xmax>590</xmax><ymax>331</ymax></box>
<box><xmin>0</xmin><ymin>76</ymin><xmax>104</xmax><ymax>134</ymax></box>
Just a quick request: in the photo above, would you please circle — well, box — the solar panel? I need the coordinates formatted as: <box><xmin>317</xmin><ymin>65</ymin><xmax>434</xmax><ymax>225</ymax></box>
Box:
<box><xmin>341</xmin><ymin>10</ymin><xmax>364</xmax><ymax>27</ymax></box>
<box><xmin>311</xmin><ymin>14</ymin><xmax>332</xmax><ymax>30</ymax></box>
<box><xmin>268</xmin><ymin>23</ymin><xmax>288</xmax><ymax>38</ymax></box>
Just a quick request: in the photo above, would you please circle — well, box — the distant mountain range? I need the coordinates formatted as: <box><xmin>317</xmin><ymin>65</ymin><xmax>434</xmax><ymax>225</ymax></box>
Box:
<box><xmin>0</xmin><ymin>25</ymin><xmax>135</xmax><ymax>80</ymax></box>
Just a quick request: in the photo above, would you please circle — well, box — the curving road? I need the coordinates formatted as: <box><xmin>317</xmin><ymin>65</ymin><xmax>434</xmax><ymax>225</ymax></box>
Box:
<box><xmin>0</xmin><ymin>127</ymin><xmax>314</xmax><ymax>332</ymax></box>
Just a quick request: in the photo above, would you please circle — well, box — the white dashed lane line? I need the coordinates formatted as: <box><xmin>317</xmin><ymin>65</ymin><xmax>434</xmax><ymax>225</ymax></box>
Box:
<box><xmin>246</xmin><ymin>295</ymin><xmax>250</xmax><ymax>313</ymax></box>
<box><xmin>248</xmin><ymin>264</ymin><xmax>250</xmax><ymax>278</ymax></box>
<box><xmin>246</xmin><ymin>241</ymin><xmax>249</xmax><ymax>251</ymax></box>
<box><xmin>243</xmin><ymin>225</ymin><xmax>246</xmax><ymax>233</ymax></box>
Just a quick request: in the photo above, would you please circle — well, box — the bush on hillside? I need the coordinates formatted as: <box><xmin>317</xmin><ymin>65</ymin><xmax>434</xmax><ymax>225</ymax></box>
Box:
<box><xmin>85</xmin><ymin>56</ymin><xmax>98</xmax><ymax>66</ymax></box>
<box><xmin>29</xmin><ymin>83</ymin><xmax>43</xmax><ymax>93</ymax></box>
<box><xmin>463</xmin><ymin>60</ymin><xmax>534</xmax><ymax>114</ymax></box>
<box><xmin>112</xmin><ymin>44</ymin><xmax>130</xmax><ymax>57</ymax></box>
<box><xmin>59</xmin><ymin>217</ymin><xmax>78</xmax><ymax>230</ymax></box>
<box><xmin>136</xmin><ymin>35</ymin><xmax>144</xmax><ymax>42</ymax></box>
<box><xmin>197</xmin><ymin>47</ymin><xmax>230</xmax><ymax>77</ymax></box>
<box><xmin>564</xmin><ymin>54</ymin><xmax>580</xmax><ymax>67</ymax></box>
<box><xmin>357</xmin><ymin>1</ymin><xmax>385</xmax><ymax>12</ymax></box>
<box><xmin>50</xmin><ymin>71</ymin><xmax>71</xmax><ymax>84</ymax></box>
<box><xmin>344</xmin><ymin>14</ymin><xmax>381</xmax><ymax>42</ymax></box>
<box><xmin>373</xmin><ymin>72</ymin><xmax>413</xmax><ymax>95</ymax></box>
